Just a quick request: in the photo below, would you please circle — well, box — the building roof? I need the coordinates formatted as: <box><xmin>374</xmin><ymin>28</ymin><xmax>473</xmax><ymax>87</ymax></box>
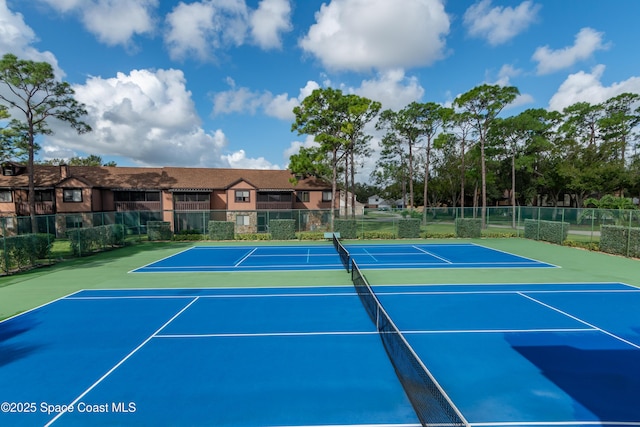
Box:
<box><xmin>0</xmin><ymin>164</ymin><xmax>331</xmax><ymax>192</ymax></box>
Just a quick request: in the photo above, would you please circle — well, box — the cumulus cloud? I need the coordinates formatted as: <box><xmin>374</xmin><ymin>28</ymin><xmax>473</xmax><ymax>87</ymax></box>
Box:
<box><xmin>299</xmin><ymin>0</ymin><xmax>450</xmax><ymax>72</ymax></box>
<box><xmin>533</xmin><ymin>27</ymin><xmax>609</xmax><ymax>75</ymax></box>
<box><xmin>0</xmin><ymin>0</ymin><xmax>62</xmax><ymax>76</ymax></box>
<box><xmin>222</xmin><ymin>149</ymin><xmax>281</xmax><ymax>169</ymax></box>
<box><xmin>353</xmin><ymin>69</ymin><xmax>424</xmax><ymax>110</ymax></box>
<box><xmin>212</xmin><ymin>80</ymin><xmax>320</xmax><ymax>120</ymax></box>
<box><xmin>35</xmin><ymin>0</ymin><xmax>157</xmax><ymax>47</ymax></box>
<box><xmin>164</xmin><ymin>0</ymin><xmax>292</xmax><ymax>61</ymax></box>
<box><xmin>44</xmin><ymin>68</ymin><xmax>275</xmax><ymax>168</ymax></box>
<box><xmin>250</xmin><ymin>0</ymin><xmax>292</xmax><ymax>49</ymax></box>
<box><xmin>548</xmin><ymin>65</ymin><xmax>640</xmax><ymax>111</ymax></box>
<box><xmin>464</xmin><ymin>0</ymin><xmax>540</xmax><ymax>46</ymax></box>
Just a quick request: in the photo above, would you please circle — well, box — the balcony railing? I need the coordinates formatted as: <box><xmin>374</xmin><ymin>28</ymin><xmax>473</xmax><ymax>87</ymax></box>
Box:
<box><xmin>256</xmin><ymin>201</ymin><xmax>293</xmax><ymax>210</ymax></box>
<box><xmin>16</xmin><ymin>202</ymin><xmax>55</xmax><ymax>216</ymax></box>
<box><xmin>115</xmin><ymin>201</ymin><xmax>162</xmax><ymax>212</ymax></box>
<box><xmin>174</xmin><ymin>201</ymin><xmax>211</xmax><ymax>211</ymax></box>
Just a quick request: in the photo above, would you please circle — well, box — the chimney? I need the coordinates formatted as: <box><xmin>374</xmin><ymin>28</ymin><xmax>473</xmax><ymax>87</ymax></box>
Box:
<box><xmin>60</xmin><ymin>164</ymin><xmax>69</xmax><ymax>179</ymax></box>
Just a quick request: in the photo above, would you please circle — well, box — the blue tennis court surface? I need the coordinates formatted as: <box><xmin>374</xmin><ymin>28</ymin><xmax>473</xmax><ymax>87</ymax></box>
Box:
<box><xmin>2</xmin><ymin>282</ymin><xmax>640</xmax><ymax>426</ymax></box>
<box><xmin>132</xmin><ymin>242</ymin><xmax>555</xmax><ymax>272</ymax></box>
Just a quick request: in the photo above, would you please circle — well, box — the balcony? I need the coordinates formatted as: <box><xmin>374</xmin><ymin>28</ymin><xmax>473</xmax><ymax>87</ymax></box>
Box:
<box><xmin>174</xmin><ymin>201</ymin><xmax>210</xmax><ymax>211</ymax></box>
<box><xmin>115</xmin><ymin>201</ymin><xmax>162</xmax><ymax>212</ymax></box>
<box><xmin>16</xmin><ymin>202</ymin><xmax>55</xmax><ymax>216</ymax></box>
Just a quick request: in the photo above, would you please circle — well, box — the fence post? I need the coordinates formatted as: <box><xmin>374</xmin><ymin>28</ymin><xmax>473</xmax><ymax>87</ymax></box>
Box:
<box><xmin>627</xmin><ymin>210</ymin><xmax>633</xmax><ymax>258</ymax></box>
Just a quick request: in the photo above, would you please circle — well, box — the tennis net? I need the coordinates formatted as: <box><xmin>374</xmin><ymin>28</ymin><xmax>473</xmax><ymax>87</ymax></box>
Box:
<box><xmin>351</xmin><ymin>259</ymin><xmax>468</xmax><ymax>427</ymax></box>
<box><xmin>332</xmin><ymin>233</ymin><xmax>350</xmax><ymax>272</ymax></box>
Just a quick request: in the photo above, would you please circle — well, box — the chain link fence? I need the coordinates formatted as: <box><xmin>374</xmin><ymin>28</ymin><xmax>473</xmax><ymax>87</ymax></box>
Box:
<box><xmin>1</xmin><ymin>206</ymin><xmax>638</xmax><ymax>267</ymax></box>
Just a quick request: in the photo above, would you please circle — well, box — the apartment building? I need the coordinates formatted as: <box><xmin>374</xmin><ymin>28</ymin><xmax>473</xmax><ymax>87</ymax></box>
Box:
<box><xmin>0</xmin><ymin>162</ymin><xmax>334</xmax><ymax>235</ymax></box>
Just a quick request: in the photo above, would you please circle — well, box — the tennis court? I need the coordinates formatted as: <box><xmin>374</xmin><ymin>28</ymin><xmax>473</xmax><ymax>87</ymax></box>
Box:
<box><xmin>131</xmin><ymin>242</ymin><xmax>555</xmax><ymax>272</ymax></box>
<box><xmin>3</xmin><ymin>279</ymin><xmax>640</xmax><ymax>425</ymax></box>
<box><xmin>2</xmin><ymin>239</ymin><xmax>640</xmax><ymax>426</ymax></box>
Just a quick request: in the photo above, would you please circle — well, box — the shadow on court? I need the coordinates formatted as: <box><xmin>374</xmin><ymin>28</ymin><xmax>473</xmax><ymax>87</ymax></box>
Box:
<box><xmin>0</xmin><ymin>315</ymin><xmax>41</xmax><ymax>367</ymax></box>
<box><xmin>511</xmin><ymin>338</ymin><xmax>640</xmax><ymax>420</ymax></box>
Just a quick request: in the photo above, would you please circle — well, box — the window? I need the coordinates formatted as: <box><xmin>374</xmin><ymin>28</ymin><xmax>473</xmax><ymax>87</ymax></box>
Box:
<box><xmin>322</xmin><ymin>191</ymin><xmax>332</xmax><ymax>202</ymax></box>
<box><xmin>63</xmin><ymin>189</ymin><xmax>83</xmax><ymax>202</ymax></box>
<box><xmin>235</xmin><ymin>190</ymin><xmax>250</xmax><ymax>203</ymax></box>
<box><xmin>0</xmin><ymin>190</ymin><xmax>12</xmax><ymax>202</ymax></box>
<box><xmin>114</xmin><ymin>191</ymin><xmax>160</xmax><ymax>202</ymax></box>
<box><xmin>236</xmin><ymin>214</ymin><xmax>250</xmax><ymax>226</ymax></box>
<box><xmin>35</xmin><ymin>191</ymin><xmax>54</xmax><ymax>202</ymax></box>
<box><xmin>174</xmin><ymin>192</ymin><xmax>210</xmax><ymax>202</ymax></box>
<box><xmin>296</xmin><ymin>191</ymin><xmax>310</xmax><ymax>203</ymax></box>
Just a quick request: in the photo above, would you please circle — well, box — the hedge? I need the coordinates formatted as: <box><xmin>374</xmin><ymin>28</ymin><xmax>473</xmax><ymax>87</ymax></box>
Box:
<box><xmin>600</xmin><ymin>225</ymin><xmax>640</xmax><ymax>258</ymax></box>
<box><xmin>67</xmin><ymin>224</ymin><xmax>125</xmax><ymax>256</ymax></box>
<box><xmin>270</xmin><ymin>219</ymin><xmax>296</xmax><ymax>240</ymax></box>
<box><xmin>147</xmin><ymin>221</ymin><xmax>173</xmax><ymax>241</ymax></box>
<box><xmin>524</xmin><ymin>219</ymin><xmax>569</xmax><ymax>244</ymax></box>
<box><xmin>1</xmin><ymin>233</ymin><xmax>55</xmax><ymax>273</ymax></box>
<box><xmin>455</xmin><ymin>218</ymin><xmax>482</xmax><ymax>238</ymax></box>
<box><xmin>208</xmin><ymin>221</ymin><xmax>234</xmax><ymax>240</ymax></box>
<box><xmin>334</xmin><ymin>219</ymin><xmax>357</xmax><ymax>239</ymax></box>
<box><xmin>397</xmin><ymin>219</ymin><xmax>421</xmax><ymax>238</ymax></box>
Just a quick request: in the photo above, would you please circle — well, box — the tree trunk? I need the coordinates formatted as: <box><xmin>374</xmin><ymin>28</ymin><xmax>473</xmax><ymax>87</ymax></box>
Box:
<box><xmin>28</xmin><ymin>125</ymin><xmax>37</xmax><ymax>234</ymax></box>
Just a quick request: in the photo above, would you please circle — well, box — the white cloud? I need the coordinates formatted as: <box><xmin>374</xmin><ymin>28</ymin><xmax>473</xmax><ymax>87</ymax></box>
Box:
<box><xmin>299</xmin><ymin>0</ymin><xmax>450</xmax><ymax>72</ymax></box>
<box><xmin>212</xmin><ymin>79</ymin><xmax>320</xmax><ymax>121</ymax></box>
<box><xmin>0</xmin><ymin>0</ymin><xmax>63</xmax><ymax>77</ymax></box>
<box><xmin>250</xmin><ymin>0</ymin><xmax>292</xmax><ymax>49</ymax></box>
<box><xmin>283</xmin><ymin>135</ymin><xmax>319</xmax><ymax>162</ymax></box>
<box><xmin>464</xmin><ymin>0</ymin><xmax>540</xmax><ymax>46</ymax></box>
<box><xmin>42</xmin><ymin>68</ymin><xmax>271</xmax><ymax>168</ymax></box>
<box><xmin>164</xmin><ymin>0</ymin><xmax>248</xmax><ymax>61</ymax></box>
<box><xmin>35</xmin><ymin>0</ymin><xmax>158</xmax><ymax>47</ymax></box>
<box><xmin>533</xmin><ymin>27</ymin><xmax>609</xmax><ymax>75</ymax></box>
<box><xmin>165</xmin><ymin>0</ymin><xmax>289</xmax><ymax>61</ymax></box>
<box><xmin>353</xmin><ymin>69</ymin><xmax>424</xmax><ymax>110</ymax></box>
<box><xmin>548</xmin><ymin>65</ymin><xmax>640</xmax><ymax>112</ymax></box>
<box><xmin>222</xmin><ymin>149</ymin><xmax>280</xmax><ymax>169</ymax></box>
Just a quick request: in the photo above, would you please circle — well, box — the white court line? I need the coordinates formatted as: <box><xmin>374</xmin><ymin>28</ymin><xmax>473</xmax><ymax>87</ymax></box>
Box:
<box><xmin>67</xmin><ymin>292</ymin><xmax>359</xmax><ymax>300</ymax></box>
<box><xmin>44</xmin><ymin>297</ymin><xmax>199</xmax><ymax>426</ymax></box>
<box><xmin>234</xmin><ymin>247</ymin><xmax>258</xmax><ymax>266</ymax></box>
<box><xmin>470</xmin><ymin>242</ymin><xmax>560</xmax><ymax>268</ymax></box>
<box><xmin>471</xmin><ymin>422</ymin><xmax>640</xmax><ymax>426</ymax></box>
<box><xmin>401</xmin><ymin>328</ymin><xmax>596</xmax><ymax>335</ymax></box>
<box><xmin>0</xmin><ymin>289</ymin><xmax>85</xmax><ymax>324</ymax></box>
<box><xmin>155</xmin><ymin>331</ymin><xmax>378</xmax><ymax>338</ymax></box>
<box><xmin>127</xmin><ymin>245</ymin><xmax>196</xmax><ymax>273</ymax></box>
<box><xmin>362</xmin><ymin>248</ymin><xmax>378</xmax><ymax>262</ymax></box>
<box><xmin>412</xmin><ymin>245</ymin><xmax>453</xmax><ymax>263</ymax></box>
<box><xmin>518</xmin><ymin>292</ymin><xmax>640</xmax><ymax>350</ymax></box>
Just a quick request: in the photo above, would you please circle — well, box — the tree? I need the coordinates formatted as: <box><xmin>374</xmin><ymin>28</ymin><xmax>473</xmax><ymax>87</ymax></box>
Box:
<box><xmin>417</xmin><ymin>103</ymin><xmax>452</xmax><ymax>223</ymax></box>
<box><xmin>376</xmin><ymin>103</ymin><xmax>423</xmax><ymax>210</ymax></box>
<box><xmin>0</xmin><ymin>53</ymin><xmax>91</xmax><ymax>232</ymax></box>
<box><xmin>39</xmin><ymin>154</ymin><xmax>116</xmax><ymax>167</ymax></box>
<box><xmin>341</xmin><ymin>95</ymin><xmax>380</xmax><ymax>217</ymax></box>
<box><xmin>454</xmin><ymin>84</ymin><xmax>519</xmax><ymax>226</ymax></box>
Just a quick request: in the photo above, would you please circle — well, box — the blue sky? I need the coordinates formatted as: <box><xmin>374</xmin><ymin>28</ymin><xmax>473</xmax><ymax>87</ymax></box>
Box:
<box><xmin>2</xmin><ymin>0</ymin><xmax>640</xmax><ymax>179</ymax></box>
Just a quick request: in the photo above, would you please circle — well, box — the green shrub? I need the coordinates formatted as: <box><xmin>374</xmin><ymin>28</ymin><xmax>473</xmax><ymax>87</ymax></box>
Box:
<box><xmin>147</xmin><ymin>221</ymin><xmax>173</xmax><ymax>241</ymax></box>
<box><xmin>0</xmin><ymin>234</ymin><xmax>53</xmax><ymax>272</ymax></box>
<box><xmin>397</xmin><ymin>219</ymin><xmax>421</xmax><ymax>238</ymax></box>
<box><xmin>269</xmin><ymin>219</ymin><xmax>296</xmax><ymax>240</ymax></box>
<box><xmin>600</xmin><ymin>225</ymin><xmax>640</xmax><ymax>257</ymax></box>
<box><xmin>234</xmin><ymin>233</ymin><xmax>271</xmax><ymax>240</ymax></box>
<box><xmin>455</xmin><ymin>218</ymin><xmax>482</xmax><ymax>238</ymax></box>
<box><xmin>524</xmin><ymin>219</ymin><xmax>569</xmax><ymax>244</ymax></box>
<box><xmin>171</xmin><ymin>233</ymin><xmax>204</xmax><ymax>241</ymax></box>
<box><xmin>67</xmin><ymin>224</ymin><xmax>124</xmax><ymax>256</ymax></box>
<box><xmin>296</xmin><ymin>232</ymin><xmax>326</xmax><ymax>240</ymax></box>
<box><xmin>334</xmin><ymin>219</ymin><xmax>357</xmax><ymax>239</ymax></box>
<box><xmin>361</xmin><ymin>231</ymin><xmax>395</xmax><ymax>239</ymax></box>
<box><xmin>208</xmin><ymin>221</ymin><xmax>234</xmax><ymax>240</ymax></box>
